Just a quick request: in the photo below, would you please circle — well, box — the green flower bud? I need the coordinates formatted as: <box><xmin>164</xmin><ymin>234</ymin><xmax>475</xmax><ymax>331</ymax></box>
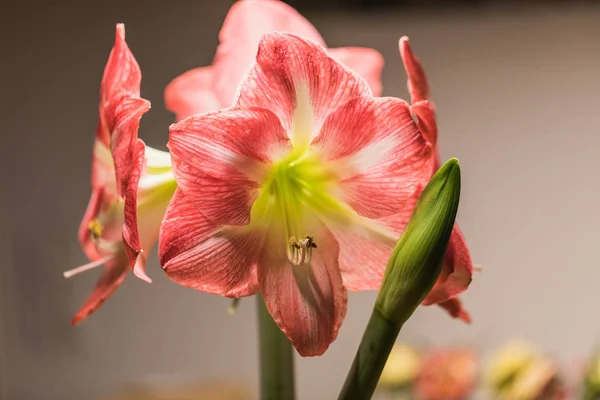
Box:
<box><xmin>376</xmin><ymin>157</ymin><xmax>461</xmax><ymax>324</ymax></box>
<box><xmin>338</xmin><ymin>158</ymin><xmax>462</xmax><ymax>400</ymax></box>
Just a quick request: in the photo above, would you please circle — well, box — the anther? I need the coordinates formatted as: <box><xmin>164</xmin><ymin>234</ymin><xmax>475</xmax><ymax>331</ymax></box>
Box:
<box><xmin>287</xmin><ymin>234</ymin><xmax>317</xmax><ymax>266</ymax></box>
<box><xmin>88</xmin><ymin>219</ymin><xmax>104</xmax><ymax>239</ymax></box>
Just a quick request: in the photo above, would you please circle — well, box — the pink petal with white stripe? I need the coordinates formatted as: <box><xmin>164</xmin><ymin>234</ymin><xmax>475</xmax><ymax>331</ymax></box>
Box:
<box><xmin>258</xmin><ymin>222</ymin><xmax>347</xmax><ymax>356</ymax></box>
<box><xmin>168</xmin><ymin>107</ymin><xmax>290</xmax><ymax>225</ymax></box>
<box><xmin>213</xmin><ymin>0</ymin><xmax>325</xmax><ymax>107</ymax></box>
<box><xmin>315</xmin><ymin>96</ymin><xmax>434</xmax><ymax>219</ymax></box>
<box><xmin>236</xmin><ymin>33</ymin><xmax>371</xmax><ymax>136</ymax></box>
<box><xmin>334</xmin><ymin>189</ymin><xmax>417</xmax><ymax>291</ymax></box>
<box><xmin>159</xmin><ymin>189</ymin><xmax>260</xmax><ymax>298</ymax></box>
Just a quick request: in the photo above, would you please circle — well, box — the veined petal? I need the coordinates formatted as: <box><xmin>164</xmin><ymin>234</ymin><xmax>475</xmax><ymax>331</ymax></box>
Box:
<box><xmin>168</xmin><ymin>107</ymin><xmax>289</xmax><ymax>225</ymax></box>
<box><xmin>334</xmin><ymin>191</ymin><xmax>416</xmax><ymax>291</ymax></box>
<box><xmin>120</xmin><ymin>138</ymin><xmax>146</xmax><ymax>270</ymax></box>
<box><xmin>109</xmin><ymin>93</ymin><xmax>151</xmax><ymax>198</ymax></box>
<box><xmin>98</xmin><ymin>24</ymin><xmax>144</xmax><ymax>145</ymax></box>
<box><xmin>399</xmin><ymin>36</ymin><xmax>429</xmax><ymax>104</ymax></box>
<box><xmin>213</xmin><ymin>0</ymin><xmax>325</xmax><ymax>107</ymax></box>
<box><xmin>236</xmin><ymin>33</ymin><xmax>371</xmax><ymax>141</ymax></box>
<box><xmin>437</xmin><ymin>297</ymin><xmax>472</xmax><ymax>323</ymax></box>
<box><xmin>71</xmin><ymin>256</ymin><xmax>129</xmax><ymax>325</ymax></box>
<box><xmin>159</xmin><ymin>189</ymin><xmax>260</xmax><ymax>297</ymax></box>
<box><xmin>316</xmin><ymin>97</ymin><xmax>434</xmax><ymax>219</ymax></box>
<box><xmin>164</xmin><ymin>67</ymin><xmax>220</xmax><ymax>120</ymax></box>
<box><xmin>422</xmin><ymin>224</ymin><xmax>473</xmax><ymax>305</ymax></box>
<box><xmin>327</xmin><ymin>47</ymin><xmax>384</xmax><ymax>96</ymax></box>
<box><xmin>258</xmin><ymin>221</ymin><xmax>347</xmax><ymax>357</ymax></box>
<box><xmin>411</xmin><ymin>100</ymin><xmax>438</xmax><ymax>148</ymax></box>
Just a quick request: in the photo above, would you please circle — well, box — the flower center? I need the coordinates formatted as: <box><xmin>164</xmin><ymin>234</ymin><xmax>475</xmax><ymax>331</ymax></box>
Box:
<box><xmin>249</xmin><ymin>147</ymin><xmax>336</xmax><ymax>265</ymax></box>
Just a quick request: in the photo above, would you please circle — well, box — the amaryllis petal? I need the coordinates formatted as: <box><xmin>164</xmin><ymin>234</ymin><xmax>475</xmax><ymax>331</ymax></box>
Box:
<box><xmin>438</xmin><ymin>297</ymin><xmax>471</xmax><ymax>324</ymax></box>
<box><xmin>98</xmin><ymin>24</ymin><xmax>143</xmax><ymax>145</ymax></box>
<box><xmin>332</xmin><ymin>226</ymin><xmax>394</xmax><ymax>291</ymax></box>
<box><xmin>327</xmin><ymin>47</ymin><xmax>384</xmax><ymax>96</ymax></box>
<box><xmin>121</xmin><ymin>138</ymin><xmax>146</xmax><ymax>272</ymax></box>
<box><xmin>411</xmin><ymin>100</ymin><xmax>438</xmax><ymax>149</ymax></box>
<box><xmin>159</xmin><ymin>189</ymin><xmax>260</xmax><ymax>297</ymax></box>
<box><xmin>422</xmin><ymin>225</ymin><xmax>473</xmax><ymax>305</ymax></box>
<box><xmin>110</xmin><ymin>95</ymin><xmax>151</xmax><ymax>199</ymax></box>
<box><xmin>71</xmin><ymin>258</ymin><xmax>129</xmax><ymax>325</ymax></box>
<box><xmin>316</xmin><ymin>97</ymin><xmax>434</xmax><ymax>219</ymax></box>
<box><xmin>335</xmin><ymin>190</ymin><xmax>417</xmax><ymax>291</ymax></box>
<box><xmin>258</xmin><ymin>222</ymin><xmax>347</xmax><ymax>357</ymax></box>
<box><xmin>168</xmin><ymin>108</ymin><xmax>289</xmax><ymax>225</ymax></box>
<box><xmin>213</xmin><ymin>0</ymin><xmax>325</xmax><ymax>107</ymax></box>
<box><xmin>236</xmin><ymin>33</ymin><xmax>371</xmax><ymax>135</ymax></box>
<box><xmin>400</xmin><ymin>35</ymin><xmax>475</xmax><ymax>312</ymax></box>
<box><xmin>399</xmin><ymin>36</ymin><xmax>429</xmax><ymax>104</ymax></box>
<box><xmin>164</xmin><ymin>67</ymin><xmax>220</xmax><ymax>120</ymax></box>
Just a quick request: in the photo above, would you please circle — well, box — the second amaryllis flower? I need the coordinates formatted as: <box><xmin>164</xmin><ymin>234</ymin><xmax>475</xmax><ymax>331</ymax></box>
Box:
<box><xmin>160</xmin><ymin>32</ymin><xmax>439</xmax><ymax>356</ymax></box>
<box><xmin>399</xmin><ymin>37</ymin><xmax>474</xmax><ymax>321</ymax></box>
<box><xmin>65</xmin><ymin>24</ymin><xmax>176</xmax><ymax>324</ymax></box>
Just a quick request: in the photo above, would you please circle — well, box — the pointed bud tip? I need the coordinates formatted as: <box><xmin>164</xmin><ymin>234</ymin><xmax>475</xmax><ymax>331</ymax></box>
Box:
<box><xmin>436</xmin><ymin>158</ymin><xmax>460</xmax><ymax>187</ymax></box>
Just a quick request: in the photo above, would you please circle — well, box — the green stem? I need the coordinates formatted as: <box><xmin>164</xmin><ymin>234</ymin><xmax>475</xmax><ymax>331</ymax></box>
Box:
<box><xmin>338</xmin><ymin>308</ymin><xmax>402</xmax><ymax>400</ymax></box>
<box><xmin>257</xmin><ymin>295</ymin><xmax>295</xmax><ymax>400</ymax></box>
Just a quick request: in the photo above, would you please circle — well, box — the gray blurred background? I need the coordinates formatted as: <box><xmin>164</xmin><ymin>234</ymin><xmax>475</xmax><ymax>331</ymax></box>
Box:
<box><xmin>2</xmin><ymin>1</ymin><xmax>600</xmax><ymax>399</ymax></box>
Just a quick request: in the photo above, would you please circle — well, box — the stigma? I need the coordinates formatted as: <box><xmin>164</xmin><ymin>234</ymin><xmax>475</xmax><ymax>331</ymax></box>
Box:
<box><xmin>287</xmin><ymin>234</ymin><xmax>317</xmax><ymax>266</ymax></box>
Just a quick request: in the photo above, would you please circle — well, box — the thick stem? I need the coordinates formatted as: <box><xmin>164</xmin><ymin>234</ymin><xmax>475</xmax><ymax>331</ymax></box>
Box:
<box><xmin>338</xmin><ymin>309</ymin><xmax>402</xmax><ymax>400</ymax></box>
<box><xmin>257</xmin><ymin>295</ymin><xmax>295</xmax><ymax>400</ymax></box>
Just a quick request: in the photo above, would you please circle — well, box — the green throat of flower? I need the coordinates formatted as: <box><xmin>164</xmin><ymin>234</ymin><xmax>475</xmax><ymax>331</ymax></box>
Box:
<box><xmin>249</xmin><ymin>144</ymin><xmax>396</xmax><ymax>266</ymax></box>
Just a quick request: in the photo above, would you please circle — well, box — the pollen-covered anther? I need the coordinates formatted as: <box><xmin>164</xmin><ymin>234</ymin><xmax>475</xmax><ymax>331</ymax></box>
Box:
<box><xmin>287</xmin><ymin>234</ymin><xmax>317</xmax><ymax>266</ymax></box>
<box><xmin>88</xmin><ymin>219</ymin><xmax>104</xmax><ymax>239</ymax></box>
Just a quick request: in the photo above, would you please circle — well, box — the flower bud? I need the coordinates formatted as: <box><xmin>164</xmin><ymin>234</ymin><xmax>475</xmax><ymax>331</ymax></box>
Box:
<box><xmin>375</xmin><ymin>158</ymin><xmax>461</xmax><ymax>324</ymax></box>
<box><xmin>338</xmin><ymin>158</ymin><xmax>462</xmax><ymax>400</ymax></box>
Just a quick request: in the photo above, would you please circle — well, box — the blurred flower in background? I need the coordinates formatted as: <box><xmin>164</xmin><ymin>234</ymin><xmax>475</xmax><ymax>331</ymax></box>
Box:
<box><xmin>485</xmin><ymin>340</ymin><xmax>567</xmax><ymax>400</ymax></box>
<box><xmin>413</xmin><ymin>347</ymin><xmax>478</xmax><ymax>400</ymax></box>
<box><xmin>378</xmin><ymin>343</ymin><xmax>423</xmax><ymax>395</ymax></box>
<box><xmin>581</xmin><ymin>349</ymin><xmax>600</xmax><ymax>400</ymax></box>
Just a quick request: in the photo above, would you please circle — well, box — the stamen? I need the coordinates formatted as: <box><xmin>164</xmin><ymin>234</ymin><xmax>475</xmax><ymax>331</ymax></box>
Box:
<box><xmin>63</xmin><ymin>255</ymin><xmax>114</xmax><ymax>279</ymax></box>
<box><xmin>287</xmin><ymin>235</ymin><xmax>317</xmax><ymax>266</ymax></box>
<box><xmin>88</xmin><ymin>219</ymin><xmax>104</xmax><ymax>239</ymax></box>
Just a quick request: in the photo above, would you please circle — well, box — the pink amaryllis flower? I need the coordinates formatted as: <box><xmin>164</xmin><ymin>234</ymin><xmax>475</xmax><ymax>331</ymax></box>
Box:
<box><xmin>164</xmin><ymin>0</ymin><xmax>384</xmax><ymax>121</ymax></box>
<box><xmin>414</xmin><ymin>348</ymin><xmax>479</xmax><ymax>400</ymax></box>
<box><xmin>64</xmin><ymin>24</ymin><xmax>176</xmax><ymax>325</ymax></box>
<box><xmin>160</xmin><ymin>32</ymin><xmax>447</xmax><ymax>356</ymax></box>
<box><xmin>399</xmin><ymin>37</ymin><xmax>474</xmax><ymax>322</ymax></box>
